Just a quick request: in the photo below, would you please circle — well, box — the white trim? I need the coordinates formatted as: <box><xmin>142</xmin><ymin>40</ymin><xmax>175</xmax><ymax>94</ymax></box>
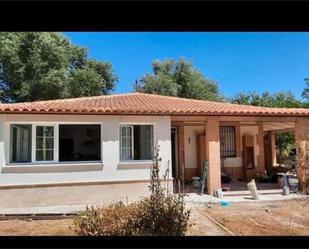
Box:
<box><xmin>33</xmin><ymin>124</ymin><xmax>57</xmax><ymax>163</ymax></box>
<box><xmin>119</xmin><ymin>123</ymin><xmax>155</xmax><ymax>162</ymax></box>
<box><xmin>7</xmin><ymin>160</ymin><xmax>102</xmax><ymax>166</ymax></box>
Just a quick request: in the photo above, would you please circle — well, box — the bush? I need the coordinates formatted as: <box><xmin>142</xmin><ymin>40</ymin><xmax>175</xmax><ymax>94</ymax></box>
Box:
<box><xmin>74</xmin><ymin>144</ymin><xmax>191</xmax><ymax>236</ymax></box>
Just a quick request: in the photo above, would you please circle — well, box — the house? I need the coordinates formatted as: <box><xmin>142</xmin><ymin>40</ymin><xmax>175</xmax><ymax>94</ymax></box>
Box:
<box><xmin>0</xmin><ymin>92</ymin><xmax>308</xmax><ymax>208</ymax></box>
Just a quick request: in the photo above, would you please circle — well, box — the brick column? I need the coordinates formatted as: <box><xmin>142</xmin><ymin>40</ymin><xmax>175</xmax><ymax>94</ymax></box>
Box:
<box><xmin>256</xmin><ymin>122</ymin><xmax>266</xmax><ymax>174</ymax></box>
<box><xmin>295</xmin><ymin>118</ymin><xmax>309</xmax><ymax>191</ymax></box>
<box><xmin>205</xmin><ymin>117</ymin><xmax>221</xmax><ymax>195</ymax></box>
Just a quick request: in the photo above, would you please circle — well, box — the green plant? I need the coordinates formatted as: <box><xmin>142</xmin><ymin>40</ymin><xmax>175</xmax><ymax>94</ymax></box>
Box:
<box><xmin>74</xmin><ymin>144</ymin><xmax>191</xmax><ymax>236</ymax></box>
<box><xmin>276</xmin><ymin>132</ymin><xmax>296</xmax><ymax>167</ymax></box>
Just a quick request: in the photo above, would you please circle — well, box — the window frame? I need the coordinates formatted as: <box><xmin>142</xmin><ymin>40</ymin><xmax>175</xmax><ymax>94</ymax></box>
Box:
<box><xmin>219</xmin><ymin>126</ymin><xmax>236</xmax><ymax>158</ymax></box>
<box><xmin>7</xmin><ymin>122</ymin><xmax>102</xmax><ymax>165</ymax></box>
<box><xmin>32</xmin><ymin>124</ymin><xmax>58</xmax><ymax>163</ymax></box>
<box><xmin>119</xmin><ymin>123</ymin><xmax>155</xmax><ymax>162</ymax></box>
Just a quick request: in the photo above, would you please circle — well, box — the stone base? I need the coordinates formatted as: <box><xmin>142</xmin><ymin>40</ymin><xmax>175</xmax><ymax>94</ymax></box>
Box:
<box><xmin>0</xmin><ymin>180</ymin><xmax>174</xmax><ymax>209</ymax></box>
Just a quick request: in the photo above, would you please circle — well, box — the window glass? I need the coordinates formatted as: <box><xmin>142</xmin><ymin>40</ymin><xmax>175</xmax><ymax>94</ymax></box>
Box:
<box><xmin>220</xmin><ymin>126</ymin><xmax>236</xmax><ymax>157</ymax></box>
<box><xmin>10</xmin><ymin>124</ymin><xmax>32</xmax><ymax>163</ymax></box>
<box><xmin>120</xmin><ymin>125</ymin><xmax>154</xmax><ymax>161</ymax></box>
<box><xmin>36</xmin><ymin>126</ymin><xmax>54</xmax><ymax>161</ymax></box>
<box><xmin>59</xmin><ymin>125</ymin><xmax>101</xmax><ymax>161</ymax></box>
<box><xmin>121</xmin><ymin>126</ymin><xmax>133</xmax><ymax>161</ymax></box>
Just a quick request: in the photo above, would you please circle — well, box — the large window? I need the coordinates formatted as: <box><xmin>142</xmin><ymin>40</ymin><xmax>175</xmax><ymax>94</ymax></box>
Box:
<box><xmin>120</xmin><ymin>125</ymin><xmax>154</xmax><ymax>161</ymax></box>
<box><xmin>220</xmin><ymin>126</ymin><xmax>236</xmax><ymax>158</ymax></box>
<box><xmin>10</xmin><ymin>124</ymin><xmax>32</xmax><ymax>163</ymax></box>
<box><xmin>59</xmin><ymin>125</ymin><xmax>101</xmax><ymax>161</ymax></box>
<box><xmin>9</xmin><ymin>123</ymin><xmax>101</xmax><ymax>164</ymax></box>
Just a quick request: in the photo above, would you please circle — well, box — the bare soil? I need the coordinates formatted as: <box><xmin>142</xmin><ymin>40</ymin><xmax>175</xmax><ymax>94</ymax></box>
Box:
<box><xmin>204</xmin><ymin>198</ymin><xmax>309</xmax><ymax>236</ymax></box>
<box><xmin>0</xmin><ymin>198</ymin><xmax>308</xmax><ymax>236</ymax></box>
<box><xmin>0</xmin><ymin>218</ymin><xmax>75</xmax><ymax>236</ymax></box>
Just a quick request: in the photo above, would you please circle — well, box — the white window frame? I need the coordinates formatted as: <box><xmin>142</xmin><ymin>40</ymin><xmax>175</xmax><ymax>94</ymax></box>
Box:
<box><xmin>7</xmin><ymin>122</ymin><xmax>102</xmax><ymax>165</ymax></box>
<box><xmin>120</xmin><ymin>125</ymin><xmax>134</xmax><ymax>161</ymax></box>
<box><xmin>32</xmin><ymin>124</ymin><xmax>58</xmax><ymax>163</ymax></box>
<box><xmin>119</xmin><ymin>123</ymin><xmax>155</xmax><ymax>162</ymax></box>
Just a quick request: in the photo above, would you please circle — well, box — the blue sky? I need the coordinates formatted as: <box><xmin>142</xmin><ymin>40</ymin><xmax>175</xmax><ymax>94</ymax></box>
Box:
<box><xmin>64</xmin><ymin>32</ymin><xmax>309</xmax><ymax>100</ymax></box>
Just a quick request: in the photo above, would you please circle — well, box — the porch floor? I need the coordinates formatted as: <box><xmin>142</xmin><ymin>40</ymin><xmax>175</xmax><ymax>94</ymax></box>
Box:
<box><xmin>177</xmin><ymin>180</ymin><xmax>281</xmax><ymax>196</ymax></box>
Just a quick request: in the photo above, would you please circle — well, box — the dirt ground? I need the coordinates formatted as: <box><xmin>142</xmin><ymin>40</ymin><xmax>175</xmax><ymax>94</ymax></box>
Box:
<box><xmin>204</xmin><ymin>198</ymin><xmax>309</xmax><ymax>236</ymax></box>
<box><xmin>0</xmin><ymin>198</ymin><xmax>309</xmax><ymax>236</ymax></box>
<box><xmin>0</xmin><ymin>218</ymin><xmax>75</xmax><ymax>236</ymax></box>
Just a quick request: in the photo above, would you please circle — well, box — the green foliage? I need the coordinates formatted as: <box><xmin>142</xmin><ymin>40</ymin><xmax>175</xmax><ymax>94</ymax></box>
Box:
<box><xmin>74</xmin><ymin>145</ymin><xmax>190</xmax><ymax>236</ymax></box>
<box><xmin>230</xmin><ymin>90</ymin><xmax>304</xmax><ymax>164</ymax></box>
<box><xmin>135</xmin><ymin>59</ymin><xmax>224</xmax><ymax>101</ymax></box>
<box><xmin>302</xmin><ymin>78</ymin><xmax>309</xmax><ymax>102</ymax></box>
<box><xmin>276</xmin><ymin>133</ymin><xmax>296</xmax><ymax>166</ymax></box>
<box><xmin>230</xmin><ymin>91</ymin><xmax>304</xmax><ymax>108</ymax></box>
<box><xmin>0</xmin><ymin>32</ymin><xmax>117</xmax><ymax>102</ymax></box>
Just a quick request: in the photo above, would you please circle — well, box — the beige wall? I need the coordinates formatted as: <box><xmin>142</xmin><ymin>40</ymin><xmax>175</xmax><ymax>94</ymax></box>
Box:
<box><xmin>0</xmin><ymin>114</ymin><xmax>172</xmax><ymax>187</ymax></box>
<box><xmin>184</xmin><ymin>126</ymin><xmax>204</xmax><ymax>169</ymax></box>
<box><xmin>240</xmin><ymin>125</ymin><xmax>259</xmax><ymax>167</ymax></box>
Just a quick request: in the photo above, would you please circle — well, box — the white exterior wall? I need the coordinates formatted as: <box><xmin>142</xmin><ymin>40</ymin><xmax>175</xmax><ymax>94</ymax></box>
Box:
<box><xmin>0</xmin><ymin>114</ymin><xmax>172</xmax><ymax>187</ymax></box>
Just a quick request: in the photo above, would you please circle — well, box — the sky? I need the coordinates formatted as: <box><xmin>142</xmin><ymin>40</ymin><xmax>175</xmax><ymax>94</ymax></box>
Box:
<box><xmin>64</xmin><ymin>32</ymin><xmax>309</xmax><ymax>100</ymax></box>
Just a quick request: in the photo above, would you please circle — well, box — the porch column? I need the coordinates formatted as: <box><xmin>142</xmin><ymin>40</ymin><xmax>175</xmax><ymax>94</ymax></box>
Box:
<box><xmin>257</xmin><ymin>122</ymin><xmax>266</xmax><ymax>174</ymax></box>
<box><xmin>270</xmin><ymin>131</ymin><xmax>277</xmax><ymax>166</ymax></box>
<box><xmin>205</xmin><ymin>117</ymin><xmax>221</xmax><ymax>195</ymax></box>
<box><xmin>295</xmin><ymin>118</ymin><xmax>309</xmax><ymax>191</ymax></box>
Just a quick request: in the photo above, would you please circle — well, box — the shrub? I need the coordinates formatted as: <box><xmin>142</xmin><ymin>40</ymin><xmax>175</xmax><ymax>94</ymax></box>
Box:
<box><xmin>74</xmin><ymin>144</ymin><xmax>191</xmax><ymax>236</ymax></box>
<box><xmin>73</xmin><ymin>202</ymin><xmax>138</xmax><ymax>236</ymax></box>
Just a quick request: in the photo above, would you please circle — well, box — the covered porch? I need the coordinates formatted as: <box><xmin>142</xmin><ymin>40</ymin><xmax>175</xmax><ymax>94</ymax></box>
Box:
<box><xmin>171</xmin><ymin>115</ymin><xmax>309</xmax><ymax>196</ymax></box>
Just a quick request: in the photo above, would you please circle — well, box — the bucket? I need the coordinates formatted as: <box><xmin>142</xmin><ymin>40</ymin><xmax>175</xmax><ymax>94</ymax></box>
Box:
<box><xmin>287</xmin><ymin>176</ymin><xmax>299</xmax><ymax>192</ymax></box>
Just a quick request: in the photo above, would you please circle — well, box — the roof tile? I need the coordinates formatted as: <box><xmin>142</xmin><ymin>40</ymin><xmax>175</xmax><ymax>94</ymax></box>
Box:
<box><xmin>0</xmin><ymin>92</ymin><xmax>308</xmax><ymax>116</ymax></box>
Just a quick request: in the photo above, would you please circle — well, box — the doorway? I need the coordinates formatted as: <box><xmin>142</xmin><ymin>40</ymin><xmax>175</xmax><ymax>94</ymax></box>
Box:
<box><xmin>171</xmin><ymin>127</ymin><xmax>179</xmax><ymax>179</ymax></box>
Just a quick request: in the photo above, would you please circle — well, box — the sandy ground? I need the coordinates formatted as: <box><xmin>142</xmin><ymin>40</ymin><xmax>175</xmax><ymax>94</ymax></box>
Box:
<box><xmin>0</xmin><ymin>218</ymin><xmax>75</xmax><ymax>236</ymax></box>
<box><xmin>0</xmin><ymin>198</ymin><xmax>309</xmax><ymax>236</ymax></box>
<box><xmin>203</xmin><ymin>197</ymin><xmax>309</xmax><ymax>236</ymax></box>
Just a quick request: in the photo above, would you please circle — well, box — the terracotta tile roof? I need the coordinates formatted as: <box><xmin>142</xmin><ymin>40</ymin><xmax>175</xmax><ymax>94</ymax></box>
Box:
<box><xmin>0</xmin><ymin>92</ymin><xmax>308</xmax><ymax>116</ymax></box>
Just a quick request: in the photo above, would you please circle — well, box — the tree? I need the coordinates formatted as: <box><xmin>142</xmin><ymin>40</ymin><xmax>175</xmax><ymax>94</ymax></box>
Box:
<box><xmin>134</xmin><ymin>59</ymin><xmax>224</xmax><ymax>101</ymax></box>
<box><xmin>230</xmin><ymin>91</ymin><xmax>305</xmax><ymax>166</ymax></box>
<box><xmin>0</xmin><ymin>32</ymin><xmax>117</xmax><ymax>103</ymax></box>
<box><xmin>302</xmin><ymin>78</ymin><xmax>309</xmax><ymax>101</ymax></box>
<box><xmin>230</xmin><ymin>91</ymin><xmax>304</xmax><ymax>108</ymax></box>
<box><xmin>276</xmin><ymin>132</ymin><xmax>295</xmax><ymax>167</ymax></box>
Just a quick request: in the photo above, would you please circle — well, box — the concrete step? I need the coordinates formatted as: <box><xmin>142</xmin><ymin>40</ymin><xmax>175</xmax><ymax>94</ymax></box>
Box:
<box><xmin>223</xmin><ymin>189</ymin><xmax>282</xmax><ymax>196</ymax></box>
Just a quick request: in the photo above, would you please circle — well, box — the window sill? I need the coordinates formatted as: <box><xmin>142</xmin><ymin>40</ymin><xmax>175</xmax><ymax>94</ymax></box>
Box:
<box><xmin>2</xmin><ymin>162</ymin><xmax>103</xmax><ymax>174</ymax></box>
<box><xmin>117</xmin><ymin>161</ymin><xmax>153</xmax><ymax>170</ymax></box>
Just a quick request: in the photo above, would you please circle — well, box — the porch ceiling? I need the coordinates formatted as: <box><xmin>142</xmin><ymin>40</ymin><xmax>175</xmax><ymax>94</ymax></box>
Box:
<box><xmin>263</xmin><ymin>122</ymin><xmax>295</xmax><ymax>132</ymax></box>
